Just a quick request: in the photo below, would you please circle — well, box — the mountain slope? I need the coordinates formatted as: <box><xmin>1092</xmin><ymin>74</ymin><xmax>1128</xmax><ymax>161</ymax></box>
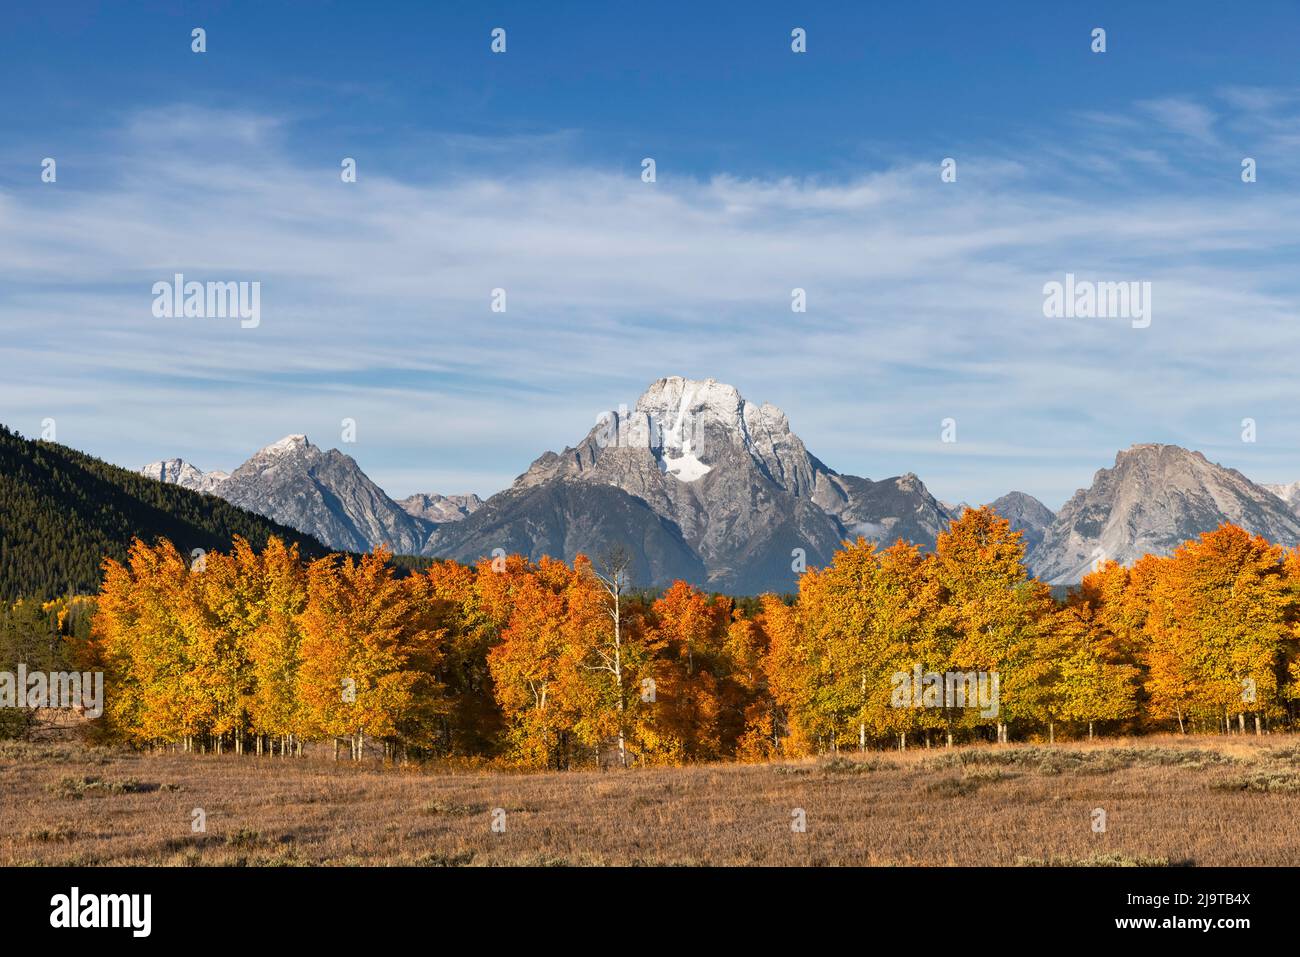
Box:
<box><xmin>214</xmin><ymin>435</ymin><xmax>433</xmax><ymax>555</ymax></box>
<box><xmin>813</xmin><ymin>471</ymin><xmax>955</xmax><ymax>549</ymax></box>
<box><xmin>1030</xmin><ymin>444</ymin><xmax>1300</xmax><ymax>584</ymax></box>
<box><xmin>398</xmin><ymin>492</ymin><xmax>483</xmax><ymax>524</ymax></box>
<box><xmin>1263</xmin><ymin>480</ymin><xmax>1300</xmax><ymax>516</ymax></box>
<box><xmin>986</xmin><ymin>491</ymin><xmax>1055</xmax><ymax>554</ymax></box>
<box><xmin>0</xmin><ymin>425</ymin><xmax>329</xmax><ymax>601</ymax></box>
<box><xmin>426</xmin><ymin>480</ymin><xmax>707</xmax><ymax>588</ymax></box>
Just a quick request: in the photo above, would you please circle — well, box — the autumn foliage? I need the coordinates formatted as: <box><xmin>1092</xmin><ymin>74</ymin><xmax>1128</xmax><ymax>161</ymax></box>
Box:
<box><xmin>84</xmin><ymin>510</ymin><xmax>1300</xmax><ymax>765</ymax></box>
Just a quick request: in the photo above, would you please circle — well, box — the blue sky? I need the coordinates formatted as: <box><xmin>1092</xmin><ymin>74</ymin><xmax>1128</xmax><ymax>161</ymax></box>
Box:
<box><xmin>3</xmin><ymin>1</ymin><xmax>1300</xmax><ymax>508</ymax></box>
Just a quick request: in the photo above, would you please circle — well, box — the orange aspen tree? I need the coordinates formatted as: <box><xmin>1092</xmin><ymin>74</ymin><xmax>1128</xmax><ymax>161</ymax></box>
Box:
<box><xmin>757</xmin><ymin>593</ymin><xmax>813</xmax><ymax>755</ymax></box>
<box><xmin>297</xmin><ymin>549</ymin><xmax>445</xmax><ymax>759</ymax></box>
<box><xmin>639</xmin><ymin>580</ymin><xmax>731</xmax><ymax>762</ymax></box>
<box><xmin>486</xmin><ymin>557</ymin><xmax>580</xmax><ymax>768</ymax></box>
<box><xmin>724</xmin><ymin>610</ymin><xmax>778</xmax><ymax>760</ymax></box>
<box><xmin>1145</xmin><ymin>525</ymin><xmax>1293</xmax><ymax>735</ymax></box>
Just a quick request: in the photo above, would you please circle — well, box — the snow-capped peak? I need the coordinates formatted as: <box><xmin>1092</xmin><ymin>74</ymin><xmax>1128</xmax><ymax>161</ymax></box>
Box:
<box><xmin>635</xmin><ymin>377</ymin><xmax>749</xmax><ymax>451</ymax></box>
<box><xmin>258</xmin><ymin>434</ymin><xmax>312</xmax><ymax>458</ymax></box>
<box><xmin>646</xmin><ymin>379</ymin><xmax>718</xmax><ymax>482</ymax></box>
<box><xmin>638</xmin><ymin>377</ymin><xmax>745</xmax><ymax>429</ymax></box>
<box><xmin>627</xmin><ymin>376</ymin><xmax>818</xmax><ymax>492</ymax></box>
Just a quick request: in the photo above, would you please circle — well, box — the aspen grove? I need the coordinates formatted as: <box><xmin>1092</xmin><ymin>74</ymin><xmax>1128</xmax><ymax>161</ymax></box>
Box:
<box><xmin>83</xmin><ymin>508</ymin><xmax>1300</xmax><ymax>767</ymax></box>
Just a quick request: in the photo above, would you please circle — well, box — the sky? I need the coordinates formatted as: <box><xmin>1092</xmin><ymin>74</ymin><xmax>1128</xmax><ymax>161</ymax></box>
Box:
<box><xmin>3</xmin><ymin>0</ymin><xmax>1300</xmax><ymax>509</ymax></box>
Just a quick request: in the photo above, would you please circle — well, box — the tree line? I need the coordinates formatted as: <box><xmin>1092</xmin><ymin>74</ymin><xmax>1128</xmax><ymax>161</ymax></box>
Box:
<box><xmin>25</xmin><ymin>507</ymin><xmax>1300</xmax><ymax>765</ymax></box>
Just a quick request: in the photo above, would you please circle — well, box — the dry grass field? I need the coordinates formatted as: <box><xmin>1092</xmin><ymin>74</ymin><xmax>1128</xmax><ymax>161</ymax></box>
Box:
<box><xmin>3</xmin><ymin>735</ymin><xmax>1299</xmax><ymax>866</ymax></box>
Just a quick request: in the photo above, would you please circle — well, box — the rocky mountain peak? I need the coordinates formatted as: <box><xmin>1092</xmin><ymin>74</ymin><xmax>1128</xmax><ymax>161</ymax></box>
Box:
<box><xmin>1030</xmin><ymin>445</ymin><xmax>1300</xmax><ymax>584</ymax></box>
<box><xmin>626</xmin><ymin>377</ymin><xmax>782</xmax><ymax>480</ymax></box>
<box><xmin>215</xmin><ymin>437</ymin><xmax>431</xmax><ymax>555</ymax></box>
<box><xmin>636</xmin><ymin>376</ymin><xmax>744</xmax><ymax>423</ymax></box>
<box><xmin>987</xmin><ymin>489</ymin><xmax>1054</xmax><ymax>516</ymax></box>
<box><xmin>139</xmin><ymin>458</ymin><xmax>230</xmax><ymax>493</ymax></box>
<box><xmin>985</xmin><ymin>491</ymin><xmax>1055</xmax><ymax>554</ymax></box>
<box><xmin>398</xmin><ymin>492</ymin><xmax>484</xmax><ymax>524</ymax></box>
<box><xmin>480</xmin><ymin>376</ymin><xmax>954</xmax><ymax>592</ymax></box>
<box><xmin>256</xmin><ymin>434</ymin><xmax>313</xmax><ymax>459</ymax></box>
<box><xmin>897</xmin><ymin>472</ymin><xmax>922</xmax><ymax>492</ymax></box>
<box><xmin>1116</xmin><ymin>442</ymin><xmax>1206</xmax><ymax>465</ymax></box>
<box><xmin>515</xmin><ymin>376</ymin><xmax>817</xmax><ymax>494</ymax></box>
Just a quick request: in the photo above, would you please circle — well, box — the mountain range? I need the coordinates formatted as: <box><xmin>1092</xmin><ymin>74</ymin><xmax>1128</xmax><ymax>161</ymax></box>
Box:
<box><xmin>130</xmin><ymin>376</ymin><xmax>1300</xmax><ymax>592</ymax></box>
<box><xmin>0</xmin><ymin>425</ymin><xmax>328</xmax><ymax>602</ymax></box>
<box><xmin>138</xmin><ymin>458</ymin><xmax>230</xmax><ymax>493</ymax></box>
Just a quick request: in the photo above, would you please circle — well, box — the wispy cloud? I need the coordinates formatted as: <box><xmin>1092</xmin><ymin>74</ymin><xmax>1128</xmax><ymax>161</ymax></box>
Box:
<box><xmin>2</xmin><ymin>96</ymin><xmax>1298</xmax><ymax>508</ymax></box>
<box><xmin>1136</xmin><ymin>97</ymin><xmax>1220</xmax><ymax>147</ymax></box>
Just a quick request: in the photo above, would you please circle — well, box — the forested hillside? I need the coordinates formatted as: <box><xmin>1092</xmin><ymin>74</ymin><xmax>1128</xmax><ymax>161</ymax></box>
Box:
<box><xmin>0</xmin><ymin>425</ymin><xmax>330</xmax><ymax>601</ymax></box>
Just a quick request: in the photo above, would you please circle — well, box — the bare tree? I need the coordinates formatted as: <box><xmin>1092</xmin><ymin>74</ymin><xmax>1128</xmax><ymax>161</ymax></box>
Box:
<box><xmin>588</xmin><ymin>547</ymin><xmax>633</xmax><ymax>768</ymax></box>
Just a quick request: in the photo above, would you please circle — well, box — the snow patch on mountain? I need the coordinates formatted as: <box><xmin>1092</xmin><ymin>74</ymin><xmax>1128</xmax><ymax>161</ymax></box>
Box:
<box><xmin>649</xmin><ymin>378</ymin><xmax>715</xmax><ymax>481</ymax></box>
<box><xmin>660</xmin><ymin>448</ymin><xmax>711</xmax><ymax>482</ymax></box>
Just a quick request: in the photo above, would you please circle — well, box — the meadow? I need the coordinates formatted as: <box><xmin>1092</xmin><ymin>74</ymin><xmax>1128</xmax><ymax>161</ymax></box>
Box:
<box><xmin>3</xmin><ymin>734</ymin><xmax>1298</xmax><ymax>867</ymax></box>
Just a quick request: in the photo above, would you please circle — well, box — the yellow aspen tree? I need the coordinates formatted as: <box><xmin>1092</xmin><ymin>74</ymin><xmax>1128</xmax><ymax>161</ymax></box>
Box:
<box><xmin>871</xmin><ymin>541</ymin><xmax>948</xmax><ymax>748</ymax></box>
<box><xmin>1053</xmin><ymin>603</ymin><xmax>1138</xmax><ymax>740</ymax></box>
<box><xmin>244</xmin><ymin>536</ymin><xmax>308</xmax><ymax>754</ymax></box>
<box><xmin>94</xmin><ymin>539</ymin><xmax>200</xmax><ymax>747</ymax></box>
<box><xmin>932</xmin><ymin>507</ymin><xmax>1054</xmax><ymax>743</ymax></box>
<box><xmin>774</xmin><ymin>561</ymin><xmax>853</xmax><ymax>753</ymax></box>
<box><xmin>565</xmin><ymin>552</ymin><xmax>656</xmax><ymax>768</ymax></box>
<box><xmin>1283</xmin><ymin>548</ymin><xmax>1300</xmax><ymax>709</ymax></box>
<box><xmin>420</xmin><ymin>559</ymin><xmax>502</xmax><ymax>755</ymax></box>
